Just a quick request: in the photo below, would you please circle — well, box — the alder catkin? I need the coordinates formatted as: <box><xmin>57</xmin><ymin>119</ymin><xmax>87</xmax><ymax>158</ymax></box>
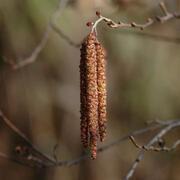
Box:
<box><xmin>80</xmin><ymin>32</ymin><xmax>107</xmax><ymax>159</ymax></box>
<box><xmin>80</xmin><ymin>41</ymin><xmax>89</xmax><ymax>148</ymax></box>
<box><xmin>96</xmin><ymin>42</ymin><xmax>107</xmax><ymax>142</ymax></box>
<box><xmin>85</xmin><ymin>33</ymin><xmax>99</xmax><ymax>159</ymax></box>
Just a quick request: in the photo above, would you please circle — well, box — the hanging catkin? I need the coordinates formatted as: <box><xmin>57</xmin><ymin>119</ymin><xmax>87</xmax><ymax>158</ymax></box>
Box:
<box><xmin>80</xmin><ymin>32</ymin><xmax>107</xmax><ymax>159</ymax></box>
<box><xmin>80</xmin><ymin>41</ymin><xmax>89</xmax><ymax>148</ymax></box>
<box><xmin>96</xmin><ymin>42</ymin><xmax>107</xmax><ymax>142</ymax></box>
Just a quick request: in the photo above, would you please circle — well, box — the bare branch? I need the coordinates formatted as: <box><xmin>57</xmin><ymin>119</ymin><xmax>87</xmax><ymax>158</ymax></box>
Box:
<box><xmin>51</xmin><ymin>121</ymin><xmax>167</xmax><ymax>167</ymax></box>
<box><xmin>111</xmin><ymin>29</ymin><xmax>180</xmax><ymax>44</ymax></box>
<box><xmin>91</xmin><ymin>2</ymin><xmax>180</xmax><ymax>31</ymax></box>
<box><xmin>159</xmin><ymin>2</ymin><xmax>170</xmax><ymax>16</ymax></box>
<box><xmin>5</xmin><ymin>0</ymin><xmax>70</xmax><ymax>69</ymax></box>
<box><xmin>4</xmin><ymin>1</ymin><xmax>180</xmax><ymax>69</ymax></box>
<box><xmin>12</xmin><ymin>25</ymin><xmax>51</xmax><ymax>69</ymax></box>
<box><xmin>0</xmin><ymin>151</ymin><xmax>33</xmax><ymax>168</ymax></box>
<box><xmin>51</xmin><ymin>23</ymin><xmax>81</xmax><ymax>48</ymax></box>
<box><xmin>124</xmin><ymin>120</ymin><xmax>180</xmax><ymax>180</ymax></box>
<box><xmin>0</xmin><ymin>110</ymin><xmax>56</xmax><ymax>166</ymax></box>
<box><xmin>1</xmin><ymin>108</ymin><xmax>179</xmax><ymax>174</ymax></box>
<box><xmin>0</xmin><ymin>108</ymin><xmax>163</xmax><ymax>167</ymax></box>
<box><xmin>0</xmin><ymin>108</ymin><xmax>178</xmax><ymax>169</ymax></box>
<box><xmin>52</xmin><ymin>144</ymin><xmax>59</xmax><ymax>163</ymax></box>
<box><xmin>129</xmin><ymin>136</ymin><xmax>180</xmax><ymax>152</ymax></box>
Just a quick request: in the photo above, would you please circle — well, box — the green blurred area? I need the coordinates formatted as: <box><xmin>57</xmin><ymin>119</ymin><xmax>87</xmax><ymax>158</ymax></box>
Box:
<box><xmin>0</xmin><ymin>0</ymin><xmax>180</xmax><ymax>179</ymax></box>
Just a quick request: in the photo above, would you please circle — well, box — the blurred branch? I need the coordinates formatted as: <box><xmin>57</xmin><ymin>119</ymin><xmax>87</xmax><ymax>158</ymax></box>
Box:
<box><xmin>0</xmin><ymin>108</ymin><xmax>179</xmax><ymax>170</ymax></box>
<box><xmin>5</xmin><ymin>0</ymin><xmax>70</xmax><ymax>69</ymax></box>
<box><xmin>91</xmin><ymin>2</ymin><xmax>180</xmax><ymax>31</ymax></box>
<box><xmin>50</xmin><ymin>23</ymin><xmax>81</xmax><ymax>48</ymax></box>
<box><xmin>129</xmin><ymin>136</ymin><xmax>180</xmax><ymax>152</ymax></box>
<box><xmin>49</xmin><ymin>121</ymin><xmax>167</xmax><ymax>167</ymax></box>
<box><xmin>0</xmin><ymin>151</ymin><xmax>37</xmax><ymax>168</ymax></box>
<box><xmin>115</xmin><ymin>30</ymin><xmax>180</xmax><ymax>44</ymax></box>
<box><xmin>52</xmin><ymin>119</ymin><xmax>180</xmax><ymax>168</ymax></box>
<box><xmin>124</xmin><ymin>120</ymin><xmax>180</xmax><ymax>180</ymax></box>
<box><xmin>12</xmin><ymin>25</ymin><xmax>51</xmax><ymax>69</ymax></box>
<box><xmin>0</xmin><ymin>109</ymin><xmax>56</xmax><ymax>166</ymax></box>
<box><xmin>4</xmin><ymin>1</ymin><xmax>180</xmax><ymax>69</ymax></box>
<box><xmin>157</xmin><ymin>2</ymin><xmax>180</xmax><ymax>22</ymax></box>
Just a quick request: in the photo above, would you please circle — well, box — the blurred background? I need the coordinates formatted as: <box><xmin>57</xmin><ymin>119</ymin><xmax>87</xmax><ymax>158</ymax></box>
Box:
<box><xmin>0</xmin><ymin>0</ymin><xmax>180</xmax><ymax>179</ymax></box>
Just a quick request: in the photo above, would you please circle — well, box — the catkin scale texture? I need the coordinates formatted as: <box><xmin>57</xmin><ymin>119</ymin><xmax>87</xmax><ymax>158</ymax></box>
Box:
<box><xmin>80</xmin><ymin>42</ymin><xmax>89</xmax><ymax>148</ymax></box>
<box><xmin>80</xmin><ymin>32</ymin><xmax>107</xmax><ymax>159</ymax></box>
<box><xmin>96</xmin><ymin>42</ymin><xmax>107</xmax><ymax>142</ymax></box>
<box><xmin>86</xmin><ymin>33</ymin><xmax>99</xmax><ymax>159</ymax></box>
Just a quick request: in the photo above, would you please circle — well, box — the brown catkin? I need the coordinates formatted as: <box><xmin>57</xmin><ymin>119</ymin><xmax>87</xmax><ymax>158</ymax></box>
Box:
<box><xmin>85</xmin><ymin>33</ymin><xmax>99</xmax><ymax>159</ymax></box>
<box><xmin>80</xmin><ymin>32</ymin><xmax>107</xmax><ymax>159</ymax></box>
<box><xmin>95</xmin><ymin>42</ymin><xmax>107</xmax><ymax>142</ymax></box>
<box><xmin>80</xmin><ymin>41</ymin><xmax>89</xmax><ymax>148</ymax></box>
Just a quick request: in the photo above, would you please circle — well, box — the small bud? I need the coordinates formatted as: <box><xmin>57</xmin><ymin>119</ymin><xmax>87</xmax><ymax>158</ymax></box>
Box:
<box><xmin>86</xmin><ymin>21</ymin><xmax>94</xmax><ymax>27</ymax></box>
<box><xmin>131</xmin><ymin>22</ymin><xmax>136</xmax><ymax>27</ymax></box>
<box><xmin>15</xmin><ymin>146</ymin><xmax>22</xmax><ymax>154</ymax></box>
<box><xmin>107</xmin><ymin>21</ymin><xmax>113</xmax><ymax>26</ymax></box>
<box><xmin>158</xmin><ymin>138</ymin><xmax>165</xmax><ymax>148</ymax></box>
<box><xmin>96</xmin><ymin>11</ymin><xmax>101</xmax><ymax>17</ymax></box>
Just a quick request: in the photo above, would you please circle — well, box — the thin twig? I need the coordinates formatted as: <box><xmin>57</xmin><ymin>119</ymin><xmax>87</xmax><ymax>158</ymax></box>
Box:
<box><xmin>12</xmin><ymin>25</ymin><xmax>51</xmax><ymax>69</ymax></box>
<box><xmin>91</xmin><ymin>2</ymin><xmax>180</xmax><ymax>31</ymax></box>
<box><xmin>0</xmin><ymin>110</ymin><xmax>56</xmax><ymax>166</ymax></box>
<box><xmin>51</xmin><ymin>122</ymin><xmax>166</xmax><ymax>167</ymax></box>
<box><xmin>146</xmin><ymin>118</ymin><xmax>180</xmax><ymax>125</ymax></box>
<box><xmin>129</xmin><ymin>136</ymin><xmax>180</xmax><ymax>152</ymax></box>
<box><xmin>124</xmin><ymin>120</ymin><xmax>180</xmax><ymax>180</ymax></box>
<box><xmin>0</xmin><ymin>108</ymin><xmax>179</xmax><ymax>170</ymax></box>
<box><xmin>4</xmin><ymin>1</ymin><xmax>180</xmax><ymax>69</ymax></box>
<box><xmin>0</xmin><ymin>111</ymin><xmax>173</xmax><ymax>168</ymax></box>
<box><xmin>0</xmin><ymin>151</ymin><xmax>38</xmax><ymax>168</ymax></box>
<box><xmin>115</xmin><ymin>30</ymin><xmax>180</xmax><ymax>44</ymax></box>
<box><xmin>51</xmin><ymin>23</ymin><xmax>81</xmax><ymax>48</ymax></box>
<box><xmin>52</xmin><ymin>144</ymin><xmax>59</xmax><ymax>163</ymax></box>
<box><xmin>5</xmin><ymin>0</ymin><xmax>70</xmax><ymax>69</ymax></box>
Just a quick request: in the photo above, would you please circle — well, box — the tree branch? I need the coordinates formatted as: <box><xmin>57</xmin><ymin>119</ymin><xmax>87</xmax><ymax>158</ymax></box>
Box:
<box><xmin>129</xmin><ymin>136</ymin><xmax>180</xmax><ymax>152</ymax></box>
<box><xmin>3</xmin><ymin>1</ymin><xmax>180</xmax><ymax>69</ymax></box>
<box><xmin>4</xmin><ymin>0</ymin><xmax>70</xmax><ymax>69</ymax></box>
<box><xmin>0</xmin><ymin>108</ymin><xmax>179</xmax><ymax>170</ymax></box>
<box><xmin>124</xmin><ymin>120</ymin><xmax>180</xmax><ymax>180</ymax></box>
<box><xmin>0</xmin><ymin>110</ymin><xmax>56</xmax><ymax>166</ymax></box>
<box><xmin>91</xmin><ymin>2</ymin><xmax>180</xmax><ymax>31</ymax></box>
<box><xmin>50</xmin><ymin>23</ymin><xmax>81</xmax><ymax>48</ymax></box>
<box><xmin>114</xmin><ymin>30</ymin><xmax>180</xmax><ymax>44</ymax></box>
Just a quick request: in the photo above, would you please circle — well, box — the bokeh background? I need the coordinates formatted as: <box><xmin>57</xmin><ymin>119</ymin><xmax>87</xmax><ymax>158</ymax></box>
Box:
<box><xmin>0</xmin><ymin>0</ymin><xmax>180</xmax><ymax>179</ymax></box>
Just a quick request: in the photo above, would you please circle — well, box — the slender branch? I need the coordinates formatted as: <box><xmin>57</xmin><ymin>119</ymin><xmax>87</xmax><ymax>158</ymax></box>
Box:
<box><xmin>156</xmin><ymin>2</ymin><xmax>178</xmax><ymax>23</ymax></box>
<box><xmin>91</xmin><ymin>2</ymin><xmax>180</xmax><ymax>31</ymax></box>
<box><xmin>0</xmin><ymin>108</ymin><xmax>180</xmax><ymax>173</ymax></box>
<box><xmin>12</xmin><ymin>25</ymin><xmax>51</xmax><ymax>69</ymax></box>
<box><xmin>115</xmin><ymin>30</ymin><xmax>180</xmax><ymax>44</ymax></box>
<box><xmin>124</xmin><ymin>120</ymin><xmax>180</xmax><ymax>180</ymax></box>
<box><xmin>4</xmin><ymin>1</ymin><xmax>180</xmax><ymax>69</ymax></box>
<box><xmin>129</xmin><ymin>136</ymin><xmax>180</xmax><ymax>152</ymax></box>
<box><xmin>0</xmin><ymin>110</ymin><xmax>56</xmax><ymax>166</ymax></box>
<box><xmin>0</xmin><ymin>109</ymin><xmax>178</xmax><ymax>168</ymax></box>
<box><xmin>50</xmin><ymin>122</ymin><xmax>166</xmax><ymax>167</ymax></box>
<box><xmin>0</xmin><ymin>151</ymin><xmax>38</xmax><ymax>168</ymax></box>
<box><xmin>5</xmin><ymin>0</ymin><xmax>70</xmax><ymax>69</ymax></box>
<box><xmin>50</xmin><ymin>23</ymin><xmax>81</xmax><ymax>48</ymax></box>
